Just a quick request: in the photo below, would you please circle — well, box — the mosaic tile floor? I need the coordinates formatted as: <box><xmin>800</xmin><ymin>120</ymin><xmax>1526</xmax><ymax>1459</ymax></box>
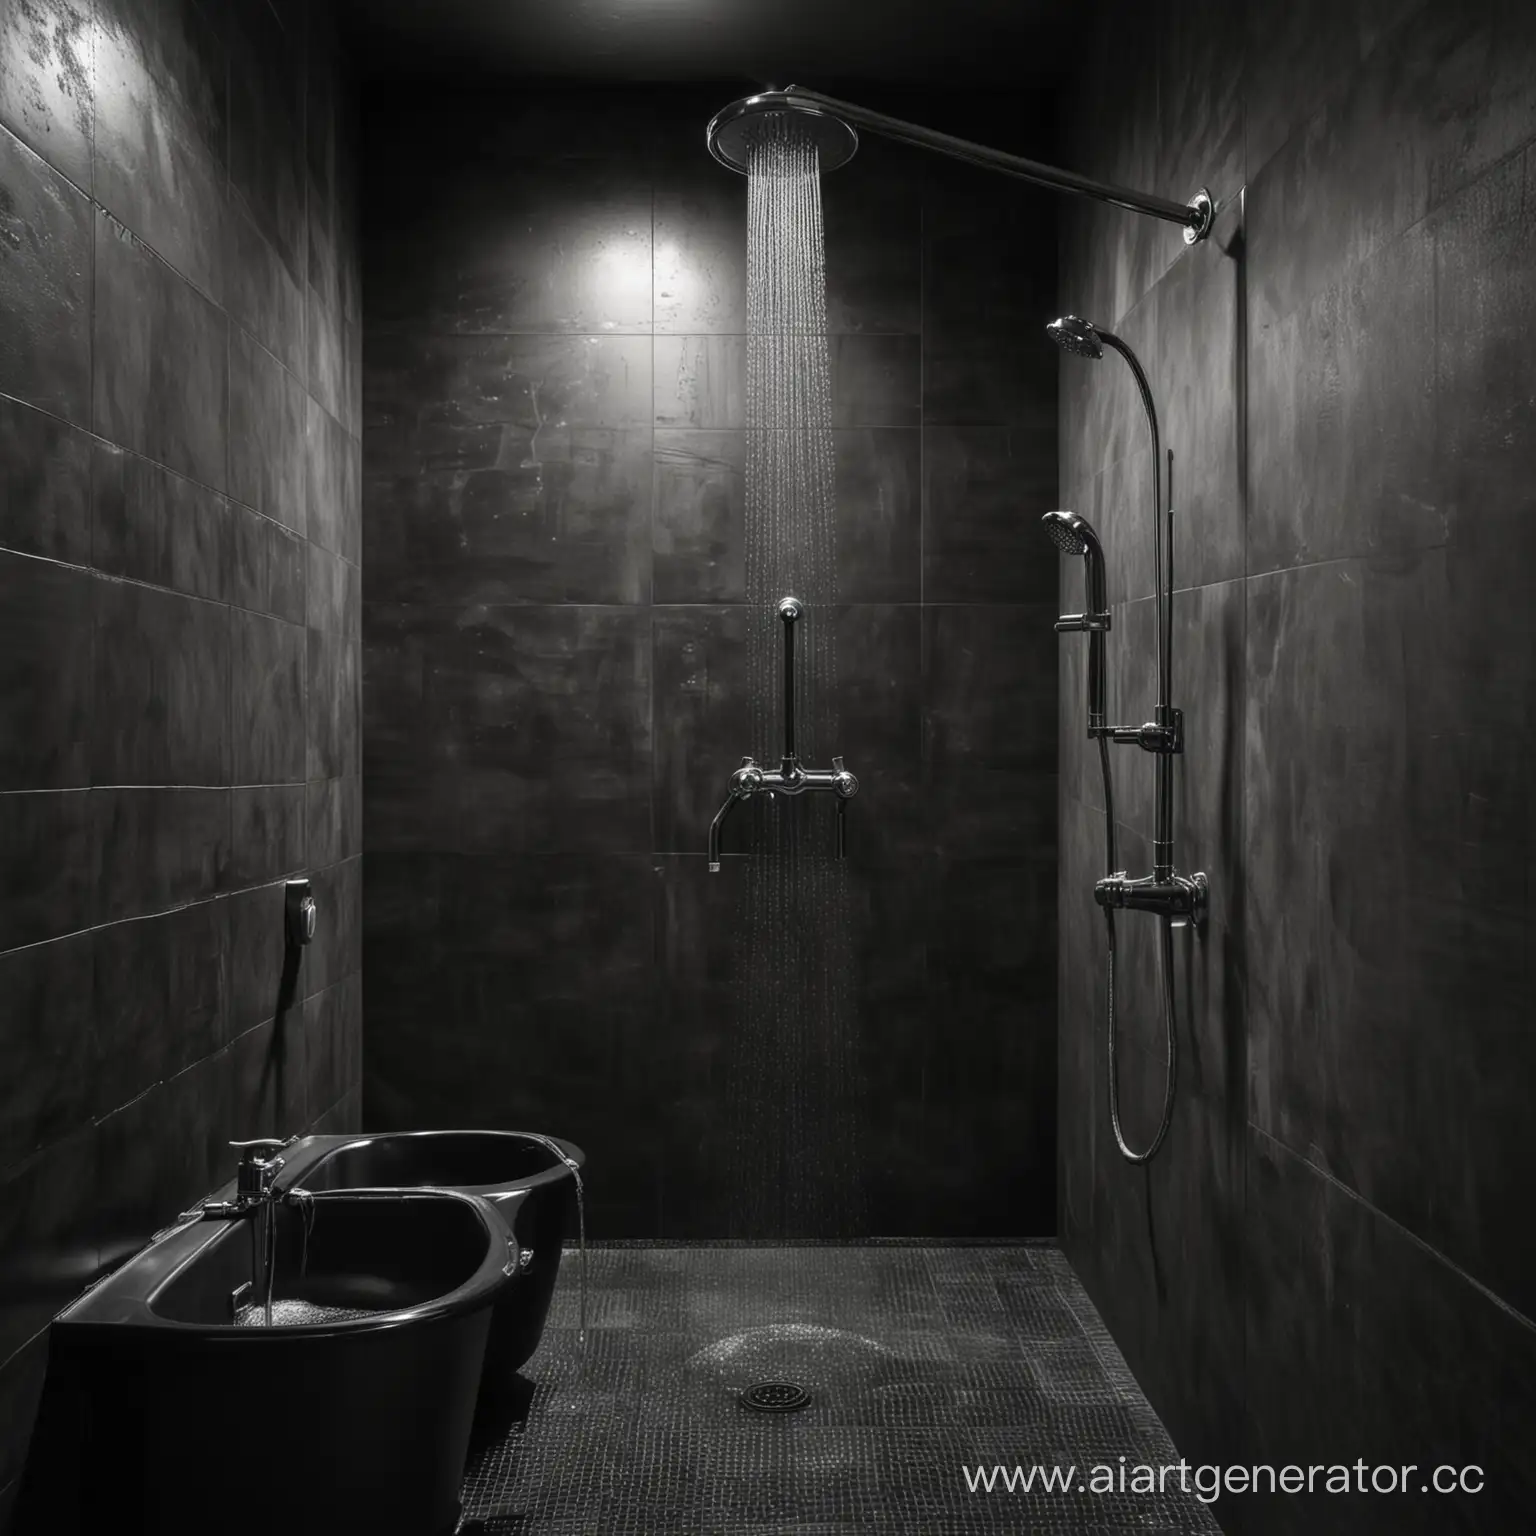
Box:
<box><xmin>458</xmin><ymin>1245</ymin><xmax>1221</xmax><ymax>1534</ymax></box>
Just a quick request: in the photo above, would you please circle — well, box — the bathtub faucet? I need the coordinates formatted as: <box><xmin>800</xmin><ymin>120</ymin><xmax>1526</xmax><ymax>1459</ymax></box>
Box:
<box><xmin>183</xmin><ymin>1137</ymin><xmax>299</xmax><ymax>1224</ymax></box>
<box><xmin>180</xmin><ymin>1137</ymin><xmax>301</xmax><ymax>1326</ymax></box>
<box><xmin>707</xmin><ymin>597</ymin><xmax>859</xmax><ymax>871</ymax></box>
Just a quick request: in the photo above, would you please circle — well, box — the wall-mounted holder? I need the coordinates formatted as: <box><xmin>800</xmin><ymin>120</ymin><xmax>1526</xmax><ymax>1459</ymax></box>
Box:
<box><xmin>285</xmin><ymin>878</ymin><xmax>317</xmax><ymax>947</ymax></box>
<box><xmin>707</xmin><ymin>597</ymin><xmax>859</xmax><ymax>871</ymax></box>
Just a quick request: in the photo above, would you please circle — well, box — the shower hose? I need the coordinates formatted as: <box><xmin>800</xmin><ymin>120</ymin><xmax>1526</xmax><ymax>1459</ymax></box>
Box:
<box><xmin>1096</xmin><ymin>734</ymin><xmax>1177</xmax><ymax>1164</ymax></box>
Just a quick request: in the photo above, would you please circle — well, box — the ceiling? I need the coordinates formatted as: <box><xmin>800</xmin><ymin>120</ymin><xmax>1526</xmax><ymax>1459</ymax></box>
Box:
<box><xmin>339</xmin><ymin>0</ymin><xmax>1078</xmax><ymax>85</ymax></box>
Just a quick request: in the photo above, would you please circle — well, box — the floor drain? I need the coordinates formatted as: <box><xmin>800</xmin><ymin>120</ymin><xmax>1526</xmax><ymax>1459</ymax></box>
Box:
<box><xmin>739</xmin><ymin>1380</ymin><xmax>812</xmax><ymax>1413</ymax></box>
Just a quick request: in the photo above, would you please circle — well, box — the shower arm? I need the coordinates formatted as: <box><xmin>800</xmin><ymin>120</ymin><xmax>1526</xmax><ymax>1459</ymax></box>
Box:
<box><xmin>781</xmin><ymin>86</ymin><xmax>1214</xmax><ymax>242</ymax></box>
<box><xmin>707</xmin><ymin>598</ymin><xmax>859</xmax><ymax>872</ymax></box>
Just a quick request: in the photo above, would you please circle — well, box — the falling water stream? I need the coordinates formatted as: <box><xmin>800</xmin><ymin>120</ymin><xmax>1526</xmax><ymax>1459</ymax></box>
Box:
<box><xmin>724</xmin><ymin>117</ymin><xmax>866</xmax><ymax>1239</ymax></box>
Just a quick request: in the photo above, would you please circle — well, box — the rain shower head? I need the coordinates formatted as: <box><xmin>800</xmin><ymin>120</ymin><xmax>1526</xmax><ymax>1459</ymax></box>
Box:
<box><xmin>1046</xmin><ymin>315</ymin><xmax>1104</xmax><ymax>360</ymax></box>
<box><xmin>706</xmin><ymin>90</ymin><xmax>860</xmax><ymax>174</ymax></box>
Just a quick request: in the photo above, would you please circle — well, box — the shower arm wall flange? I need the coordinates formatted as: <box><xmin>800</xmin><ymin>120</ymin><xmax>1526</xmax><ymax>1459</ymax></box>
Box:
<box><xmin>780</xmin><ymin>86</ymin><xmax>1216</xmax><ymax>243</ymax></box>
<box><xmin>706</xmin><ymin>598</ymin><xmax>858</xmax><ymax>872</ymax></box>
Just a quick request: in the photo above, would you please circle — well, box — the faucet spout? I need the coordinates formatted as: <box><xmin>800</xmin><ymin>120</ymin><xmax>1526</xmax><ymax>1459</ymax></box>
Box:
<box><xmin>708</xmin><ymin>788</ymin><xmax>744</xmax><ymax>872</ymax></box>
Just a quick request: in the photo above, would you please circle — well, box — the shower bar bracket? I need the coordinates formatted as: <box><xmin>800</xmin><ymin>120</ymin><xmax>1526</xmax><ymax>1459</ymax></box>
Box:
<box><xmin>1100</xmin><ymin>704</ymin><xmax>1184</xmax><ymax>755</ymax></box>
<box><xmin>707</xmin><ymin>597</ymin><xmax>859</xmax><ymax>871</ymax></box>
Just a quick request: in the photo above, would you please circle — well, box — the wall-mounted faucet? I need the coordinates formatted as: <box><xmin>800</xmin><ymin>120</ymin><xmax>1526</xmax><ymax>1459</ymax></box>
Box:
<box><xmin>708</xmin><ymin>596</ymin><xmax>859</xmax><ymax>871</ymax></box>
<box><xmin>180</xmin><ymin>1137</ymin><xmax>301</xmax><ymax>1325</ymax></box>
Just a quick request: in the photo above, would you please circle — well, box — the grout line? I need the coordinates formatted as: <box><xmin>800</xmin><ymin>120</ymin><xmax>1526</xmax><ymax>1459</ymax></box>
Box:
<box><xmin>1249</xmin><ymin>1124</ymin><xmax>1536</xmax><ymax>1339</ymax></box>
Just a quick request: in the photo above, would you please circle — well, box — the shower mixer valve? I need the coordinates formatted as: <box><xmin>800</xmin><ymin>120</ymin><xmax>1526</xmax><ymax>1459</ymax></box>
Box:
<box><xmin>1093</xmin><ymin>869</ymin><xmax>1208</xmax><ymax>927</ymax></box>
<box><xmin>707</xmin><ymin>597</ymin><xmax>858</xmax><ymax>871</ymax></box>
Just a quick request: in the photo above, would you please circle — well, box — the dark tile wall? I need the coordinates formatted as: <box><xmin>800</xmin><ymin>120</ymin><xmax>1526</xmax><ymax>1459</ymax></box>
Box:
<box><xmin>1056</xmin><ymin>1</ymin><xmax>1536</xmax><ymax>1529</ymax></box>
<box><xmin>0</xmin><ymin>0</ymin><xmax>361</xmax><ymax>1517</ymax></box>
<box><xmin>361</xmin><ymin>86</ymin><xmax>1060</xmax><ymax>1240</ymax></box>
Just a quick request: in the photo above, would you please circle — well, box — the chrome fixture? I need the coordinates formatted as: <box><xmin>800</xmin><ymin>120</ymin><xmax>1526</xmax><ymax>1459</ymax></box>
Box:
<box><xmin>1042</xmin><ymin>510</ymin><xmax>1109</xmax><ymax>734</ymax></box>
<box><xmin>1047</xmin><ymin>316</ymin><xmax>1209</xmax><ymax>1164</ymax></box>
<box><xmin>285</xmin><ymin>877</ymin><xmax>317</xmax><ymax>947</ymax></box>
<box><xmin>180</xmin><ymin>1137</ymin><xmax>301</xmax><ymax>1325</ymax></box>
<box><xmin>708</xmin><ymin>597</ymin><xmax>859</xmax><ymax>871</ymax></box>
<box><xmin>707</xmin><ymin>87</ymin><xmax>1214</xmax><ymax>242</ymax></box>
<box><xmin>707</xmin><ymin>90</ymin><xmax>859</xmax><ymax>174</ymax></box>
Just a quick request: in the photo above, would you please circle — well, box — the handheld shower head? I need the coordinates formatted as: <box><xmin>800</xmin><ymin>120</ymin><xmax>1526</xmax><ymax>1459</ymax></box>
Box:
<box><xmin>1042</xmin><ymin>508</ymin><xmax>1091</xmax><ymax>558</ymax></box>
<box><xmin>1043</xmin><ymin>511</ymin><xmax>1109</xmax><ymax>733</ymax></box>
<box><xmin>1041</xmin><ymin>511</ymin><xmax>1107</xmax><ymax>616</ymax></box>
<box><xmin>1047</xmin><ymin>315</ymin><xmax>1104</xmax><ymax>360</ymax></box>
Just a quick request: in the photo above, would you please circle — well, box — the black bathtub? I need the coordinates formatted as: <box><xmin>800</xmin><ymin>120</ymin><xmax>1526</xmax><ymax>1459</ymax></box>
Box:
<box><xmin>17</xmin><ymin>1187</ymin><xmax>518</xmax><ymax>1536</ymax></box>
<box><xmin>273</xmin><ymin>1130</ymin><xmax>585</xmax><ymax>1380</ymax></box>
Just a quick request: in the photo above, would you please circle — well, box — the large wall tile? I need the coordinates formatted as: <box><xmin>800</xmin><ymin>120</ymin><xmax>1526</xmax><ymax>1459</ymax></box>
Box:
<box><xmin>304</xmin><ymin>396</ymin><xmax>358</xmax><ymax>562</ymax></box>
<box><xmin>835</xmin><ymin>429</ymin><xmax>921</xmax><ymax>604</ymax></box>
<box><xmin>303</xmin><ymin>971</ymin><xmax>360</xmax><ymax>1123</ymax></box>
<box><xmin>229</xmin><ymin>610</ymin><xmax>305</xmax><ymax>785</ymax></box>
<box><xmin>831</xmin><ymin>334</ymin><xmax>920</xmax><ymax>428</ymax></box>
<box><xmin>228</xmin><ymin>784</ymin><xmax>305</xmax><ymax>891</ymax></box>
<box><xmin>923</xmin><ymin>171</ymin><xmax>1057</xmax><ymax>428</ymax></box>
<box><xmin>92</xmin><ymin>787</ymin><xmax>229</xmax><ymax>923</ymax></box>
<box><xmin>229</xmin><ymin>1011</ymin><xmax>305</xmax><ymax>1141</ymax></box>
<box><xmin>1243</xmin><ymin>0</ymin><xmax>1424</xmax><ymax>177</ymax></box>
<box><xmin>364</xmin><ymin>332</ymin><xmax>652</xmax><ymax>605</ymax></box>
<box><xmin>924</xmin><ymin>603</ymin><xmax>1059</xmax><ymax>858</ymax></box>
<box><xmin>226</xmin><ymin>502</ymin><xmax>305</xmax><ymax>623</ymax></box>
<box><xmin>306</xmin><ymin>611</ymin><xmax>359</xmax><ymax>782</ymax></box>
<box><xmin>0</xmin><ymin>0</ymin><xmax>94</xmax><ymax>190</ymax></box>
<box><xmin>653</xmin><ymin>333</ymin><xmax>746</xmax><ymax>429</ymax></box>
<box><xmin>306</xmin><ymin>774</ymin><xmax>360</xmax><ymax>869</ymax></box>
<box><xmin>225</xmin><ymin>880</ymin><xmax>294</xmax><ymax>1036</ymax></box>
<box><xmin>923</xmin><ymin>424</ymin><xmax>1059</xmax><ymax>604</ymax></box>
<box><xmin>653</xmin><ymin>430</ymin><xmax>744</xmax><ymax>604</ymax></box>
<box><xmin>92</xmin><ymin>898</ymin><xmax>227</xmax><ymax>1114</ymax></box>
<box><xmin>228</xmin><ymin>328</ymin><xmax>306</xmax><ymax>532</ymax></box>
<box><xmin>226</xmin><ymin>0</ymin><xmax>305</xmax><ymax>288</ymax></box>
<box><xmin>1246</xmin><ymin>554</ymin><xmax>1535</xmax><ymax>1316</ymax></box>
<box><xmin>0</xmin><ymin>791</ymin><xmax>93</xmax><ymax>949</ymax></box>
<box><xmin>94</xmin><ymin>0</ymin><xmax>226</xmax><ymax>300</ymax></box>
<box><xmin>0</xmin><ymin>1131</ymin><xmax>99</xmax><ymax>1363</ymax></box>
<box><xmin>361</xmin><ymin>602</ymin><xmax>453</xmax><ymax>853</ymax></box>
<box><xmin>0</xmin><ymin>386</ymin><xmax>92</xmax><ymax>568</ymax></box>
<box><xmin>1245</xmin><ymin>1</ymin><xmax>1536</xmax><ymax>337</ymax></box>
<box><xmin>834</xmin><ymin>604</ymin><xmax>924</xmax><ymax>865</ymax></box>
<box><xmin>1248</xmin><ymin>214</ymin><xmax>1436</xmax><ymax>574</ymax></box>
<box><xmin>654</xmin><ymin>151</ymin><xmax>745</xmax><ymax>335</ymax></box>
<box><xmin>225</xmin><ymin>194</ymin><xmax>305</xmax><ymax>376</ymax></box>
<box><xmin>435</xmin><ymin>605</ymin><xmax>652</xmax><ymax>856</ymax></box>
<box><xmin>652</xmin><ymin>605</ymin><xmax>750</xmax><ymax>856</ymax></box>
<box><xmin>0</xmin><ymin>933</ymin><xmax>95</xmax><ymax>1176</ymax></box>
<box><xmin>923</xmin><ymin>855</ymin><xmax>1057</xmax><ymax>1236</ymax></box>
<box><xmin>821</xmin><ymin>135</ymin><xmax>923</xmax><ymax>335</ymax></box>
<box><xmin>0</xmin><ymin>552</ymin><xmax>92</xmax><ymax>791</ymax></box>
<box><xmin>93</xmin><ymin>210</ymin><xmax>228</xmax><ymax>488</ymax></box>
<box><xmin>92</xmin><ymin>579</ymin><xmax>230</xmax><ymax>786</ymax></box>
<box><xmin>372</xmin><ymin>155</ymin><xmax>652</xmax><ymax>335</ymax></box>
<box><xmin>0</xmin><ymin>122</ymin><xmax>92</xmax><ymax>424</ymax></box>
<box><xmin>367</xmin><ymin>853</ymin><xmax>658</xmax><ymax>1231</ymax></box>
<box><xmin>91</xmin><ymin>441</ymin><xmax>229</xmax><ymax>601</ymax></box>
<box><xmin>1245</xmin><ymin>1129</ymin><xmax>1536</xmax><ymax>1534</ymax></box>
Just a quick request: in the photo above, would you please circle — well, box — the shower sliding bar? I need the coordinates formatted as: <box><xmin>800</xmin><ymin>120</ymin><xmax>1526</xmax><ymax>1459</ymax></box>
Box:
<box><xmin>707</xmin><ymin>597</ymin><xmax>859</xmax><ymax>872</ymax></box>
<box><xmin>707</xmin><ymin>86</ymin><xmax>1214</xmax><ymax>242</ymax></box>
